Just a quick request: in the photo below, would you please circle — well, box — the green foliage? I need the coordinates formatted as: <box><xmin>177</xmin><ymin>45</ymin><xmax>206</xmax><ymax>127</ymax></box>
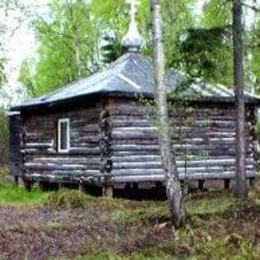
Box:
<box><xmin>175</xmin><ymin>27</ymin><xmax>233</xmax><ymax>86</ymax></box>
<box><xmin>171</xmin><ymin>0</ymin><xmax>234</xmax><ymax>87</ymax></box>
<box><xmin>18</xmin><ymin>0</ymin><xmax>259</xmax><ymax>97</ymax></box>
<box><xmin>0</xmin><ymin>58</ymin><xmax>6</xmax><ymax>87</ymax></box>
<box><xmin>256</xmin><ymin>121</ymin><xmax>260</xmax><ymax>139</ymax></box>
<box><xmin>19</xmin><ymin>0</ymin><xmax>197</xmax><ymax>97</ymax></box>
<box><xmin>19</xmin><ymin>59</ymin><xmax>36</xmax><ymax>97</ymax></box>
<box><xmin>162</xmin><ymin>0</ymin><xmax>196</xmax><ymax>69</ymax></box>
<box><xmin>44</xmin><ymin>189</ymin><xmax>94</xmax><ymax>209</ymax></box>
<box><xmin>201</xmin><ymin>0</ymin><xmax>232</xmax><ymax>28</ymax></box>
<box><xmin>101</xmin><ymin>36</ymin><xmax>125</xmax><ymax>64</ymax></box>
<box><xmin>252</xmin><ymin>18</ymin><xmax>260</xmax><ymax>93</ymax></box>
<box><xmin>0</xmin><ymin>186</ymin><xmax>44</xmax><ymax>205</ymax></box>
<box><xmin>20</xmin><ymin>0</ymin><xmax>101</xmax><ymax>97</ymax></box>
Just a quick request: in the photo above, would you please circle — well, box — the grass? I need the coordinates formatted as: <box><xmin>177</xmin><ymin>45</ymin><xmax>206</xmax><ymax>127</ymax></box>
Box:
<box><xmin>77</xmin><ymin>184</ymin><xmax>260</xmax><ymax>259</ymax></box>
<box><xmin>44</xmin><ymin>188</ymin><xmax>95</xmax><ymax>209</ymax></box>
<box><xmin>0</xmin><ymin>185</ymin><xmax>45</xmax><ymax>205</ymax></box>
<box><xmin>0</xmin><ymin>170</ymin><xmax>259</xmax><ymax>259</ymax></box>
<box><xmin>0</xmin><ymin>168</ymin><xmax>46</xmax><ymax>206</ymax></box>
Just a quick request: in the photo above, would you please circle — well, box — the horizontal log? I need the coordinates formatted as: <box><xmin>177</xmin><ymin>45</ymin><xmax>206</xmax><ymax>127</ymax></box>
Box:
<box><xmin>112</xmin><ymin>150</ymin><xmax>161</xmax><ymax>156</ymax></box>
<box><xmin>24</xmin><ymin>162</ymin><xmax>100</xmax><ymax>170</ymax></box>
<box><xmin>25</xmin><ymin>169</ymin><xmax>101</xmax><ymax>176</ymax></box>
<box><xmin>23</xmin><ymin>169</ymin><xmax>256</xmax><ymax>184</ymax></box>
<box><xmin>112</xmin><ymin>144</ymin><xmax>160</xmax><ymax>151</ymax></box>
<box><xmin>112</xmin><ymin>169</ymin><xmax>164</xmax><ymax>175</ymax></box>
<box><xmin>111</xmin><ymin>159</ymin><xmax>254</xmax><ymax>170</ymax></box>
<box><xmin>24</xmin><ymin>142</ymin><xmax>53</xmax><ymax>149</ymax></box>
<box><xmin>111</xmin><ymin>154</ymin><xmax>254</xmax><ymax>163</ymax></box>
<box><xmin>111</xmin><ymin>171</ymin><xmax>256</xmax><ymax>183</ymax></box>
<box><xmin>113</xmin><ymin>161</ymin><xmax>162</xmax><ymax>169</ymax></box>
<box><xmin>111</xmin><ymin>155</ymin><xmax>162</xmax><ymax>162</ymax></box>
<box><xmin>112</xmin><ymin>131</ymin><xmax>158</xmax><ymax>140</ymax></box>
<box><xmin>22</xmin><ymin>147</ymin><xmax>101</xmax><ymax>155</ymax></box>
<box><xmin>27</xmin><ymin>157</ymin><xmax>101</xmax><ymax>164</ymax></box>
<box><xmin>111</xmin><ymin>119</ymin><xmax>151</xmax><ymax>128</ymax></box>
<box><xmin>69</xmin><ymin>147</ymin><xmax>100</xmax><ymax>154</ymax></box>
<box><xmin>21</xmin><ymin>148</ymin><xmax>56</xmax><ymax>154</ymax></box>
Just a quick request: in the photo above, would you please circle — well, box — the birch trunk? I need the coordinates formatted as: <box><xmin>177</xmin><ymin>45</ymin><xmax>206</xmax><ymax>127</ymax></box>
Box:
<box><xmin>232</xmin><ymin>0</ymin><xmax>248</xmax><ymax>198</ymax></box>
<box><xmin>150</xmin><ymin>0</ymin><xmax>185</xmax><ymax>227</ymax></box>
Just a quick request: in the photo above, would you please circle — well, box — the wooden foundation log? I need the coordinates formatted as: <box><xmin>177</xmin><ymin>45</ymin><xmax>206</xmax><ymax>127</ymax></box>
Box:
<box><xmin>79</xmin><ymin>181</ymin><xmax>86</xmax><ymax>193</ymax></box>
<box><xmin>23</xmin><ymin>179</ymin><xmax>33</xmax><ymax>192</ymax></box>
<box><xmin>198</xmin><ymin>180</ymin><xmax>205</xmax><ymax>191</ymax></box>
<box><xmin>180</xmin><ymin>180</ymin><xmax>189</xmax><ymax>195</ymax></box>
<box><xmin>14</xmin><ymin>176</ymin><xmax>19</xmax><ymax>186</ymax></box>
<box><xmin>39</xmin><ymin>181</ymin><xmax>49</xmax><ymax>191</ymax></box>
<box><xmin>224</xmin><ymin>179</ymin><xmax>230</xmax><ymax>190</ymax></box>
<box><xmin>249</xmin><ymin>177</ymin><xmax>255</xmax><ymax>187</ymax></box>
<box><xmin>133</xmin><ymin>182</ymin><xmax>138</xmax><ymax>190</ymax></box>
<box><xmin>102</xmin><ymin>185</ymin><xmax>114</xmax><ymax>197</ymax></box>
<box><xmin>59</xmin><ymin>183</ymin><xmax>66</xmax><ymax>189</ymax></box>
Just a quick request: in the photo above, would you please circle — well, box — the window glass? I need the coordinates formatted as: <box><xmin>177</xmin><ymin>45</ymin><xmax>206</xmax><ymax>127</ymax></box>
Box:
<box><xmin>58</xmin><ymin>119</ymin><xmax>70</xmax><ymax>152</ymax></box>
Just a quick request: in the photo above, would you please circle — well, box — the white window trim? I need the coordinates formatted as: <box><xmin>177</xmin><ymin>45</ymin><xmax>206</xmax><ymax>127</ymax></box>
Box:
<box><xmin>58</xmin><ymin>118</ymin><xmax>70</xmax><ymax>153</ymax></box>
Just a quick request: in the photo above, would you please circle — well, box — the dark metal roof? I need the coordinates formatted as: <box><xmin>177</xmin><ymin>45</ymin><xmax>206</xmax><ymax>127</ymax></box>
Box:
<box><xmin>13</xmin><ymin>52</ymin><xmax>260</xmax><ymax>110</ymax></box>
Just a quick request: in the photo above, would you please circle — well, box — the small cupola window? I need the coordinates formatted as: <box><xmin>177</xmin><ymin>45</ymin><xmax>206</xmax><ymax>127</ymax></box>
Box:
<box><xmin>58</xmin><ymin>118</ymin><xmax>70</xmax><ymax>152</ymax></box>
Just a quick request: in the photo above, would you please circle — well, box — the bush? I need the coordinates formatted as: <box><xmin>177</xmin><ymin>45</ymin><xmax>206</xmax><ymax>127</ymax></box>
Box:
<box><xmin>44</xmin><ymin>189</ymin><xmax>94</xmax><ymax>209</ymax></box>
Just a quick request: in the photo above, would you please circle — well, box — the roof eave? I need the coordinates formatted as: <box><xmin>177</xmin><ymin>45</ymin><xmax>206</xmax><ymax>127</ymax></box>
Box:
<box><xmin>11</xmin><ymin>91</ymin><xmax>260</xmax><ymax>113</ymax></box>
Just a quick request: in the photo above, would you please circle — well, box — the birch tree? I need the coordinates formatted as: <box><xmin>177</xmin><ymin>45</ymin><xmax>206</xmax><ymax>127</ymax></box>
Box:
<box><xmin>233</xmin><ymin>0</ymin><xmax>248</xmax><ymax>198</ymax></box>
<box><xmin>150</xmin><ymin>0</ymin><xmax>185</xmax><ymax>228</ymax></box>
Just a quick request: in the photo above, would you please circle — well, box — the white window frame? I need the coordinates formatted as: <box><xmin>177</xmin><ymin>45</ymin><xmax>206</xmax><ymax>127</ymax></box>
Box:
<box><xmin>58</xmin><ymin>118</ymin><xmax>70</xmax><ymax>153</ymax></box>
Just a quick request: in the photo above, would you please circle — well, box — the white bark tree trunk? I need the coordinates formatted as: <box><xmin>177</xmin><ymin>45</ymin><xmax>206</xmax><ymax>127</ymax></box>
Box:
<box><xmin>150</xmin><ymin>0</ymin><xmax>185</xmax><ymax>227</ymax></box>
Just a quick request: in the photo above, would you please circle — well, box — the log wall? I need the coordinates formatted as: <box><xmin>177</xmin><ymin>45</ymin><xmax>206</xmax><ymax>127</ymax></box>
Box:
<box><xmin>9</xmin><ymin>113</ymin><xmax>23</xmax><ymax>178</ymax></box>
<box><xmin>21</xmin><ymin>105</ymin><xmax>102</xmax><ymax>184</ymax></box>
<box><xmin>108</xmin><ymin>98</ymin><xmax>256</xmax><ymax>183</ymax></box>
<box><xmin>16</xmin><ymin>97</ymin><xmax>257</xmax><ymax>186</ymax></box>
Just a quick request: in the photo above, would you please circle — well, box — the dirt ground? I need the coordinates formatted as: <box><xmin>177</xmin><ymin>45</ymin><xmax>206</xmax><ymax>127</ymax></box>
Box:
<box><xmin>0</xmin><ymin>200</ymin><xmax>173</xmax><ymax>259</ymax></box>
<box><xmin>0</xmin><ymin>183</ymin><xmax>259</xmax><ymax>260</ymax></box>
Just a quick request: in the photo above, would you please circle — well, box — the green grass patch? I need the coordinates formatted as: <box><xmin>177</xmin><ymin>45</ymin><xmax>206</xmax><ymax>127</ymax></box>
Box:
<box><xmin>186</xmin><ymin>190</ymin><xmax>238</xmax><ymax>216</ymax></box>
<box><xmin>111</xmin><ymin>201</ymin><xmax>169</xmax><ymax>224</ymax></box>
<box><xmin>44</xmin><ymin>189</ymin><xmax>95</xmax><ymax>209</ymax></box>
<box><xmin>0</xmin><ymin>185</ymin><xmax>45</xmax><ymax>205</ymax></box>
<box><xmin>0</xmin><ymin>167</ymin><xmax>9</xmax><ymax>187</ymax></box>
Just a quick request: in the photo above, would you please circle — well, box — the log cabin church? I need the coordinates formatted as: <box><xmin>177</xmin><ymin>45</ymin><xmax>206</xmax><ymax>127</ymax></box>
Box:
<box><xmin>9</xmin><ymin>1</ymin><xmax>259</xmax><ymax>195</ymax></box>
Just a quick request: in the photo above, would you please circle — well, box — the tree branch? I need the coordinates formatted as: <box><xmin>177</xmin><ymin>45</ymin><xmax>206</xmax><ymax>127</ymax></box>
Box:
<box><xmin>241</xmin><ymin>2</ymin><xmax>260</xmax><ymax>13</ymax></box>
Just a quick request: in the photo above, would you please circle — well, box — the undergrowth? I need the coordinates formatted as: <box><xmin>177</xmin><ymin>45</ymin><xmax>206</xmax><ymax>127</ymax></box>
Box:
<box><xmin>0</xmin><ymin>168</ymin><xmax>259</xmax><ymax>259</ymax></box>
<box><xmin>44</xmin><ymin>189</ymin><xmax>95</xmax><ymax>209</ymax></box>
<box><xmin>0</xmin><ymin>167</ymin><xmax>9</xmax><ymax>187</ymax></box>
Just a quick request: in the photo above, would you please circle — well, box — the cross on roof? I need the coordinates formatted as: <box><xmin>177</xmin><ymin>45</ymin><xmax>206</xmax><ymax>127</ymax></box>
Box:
<box><xmin>122</xmin><ymin>0</ymin><xmax>143</xmax><ymax>52</ymax></box>
<box><xmin>126</xmin><ymin>0</ymin><xmax>140</xmax><ymax>20</ymax></box>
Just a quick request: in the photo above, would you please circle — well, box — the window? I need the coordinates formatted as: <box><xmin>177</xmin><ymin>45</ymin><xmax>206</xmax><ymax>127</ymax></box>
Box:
<box><xmin>58</xmin><ymin>118</ymin><xmax>70</xmax><ymax>152</ymax></box>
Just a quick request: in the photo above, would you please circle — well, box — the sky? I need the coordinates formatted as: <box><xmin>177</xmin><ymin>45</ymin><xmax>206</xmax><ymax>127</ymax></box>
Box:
<box><xmin>0</xmin><ymin>0</ymin><xmax>258</xmax><ymax>107</ymax></box>
<box><xmin>0</xmin><ymin>0</ymin><xmax>49</xmax><ymax>106</ymax></box>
